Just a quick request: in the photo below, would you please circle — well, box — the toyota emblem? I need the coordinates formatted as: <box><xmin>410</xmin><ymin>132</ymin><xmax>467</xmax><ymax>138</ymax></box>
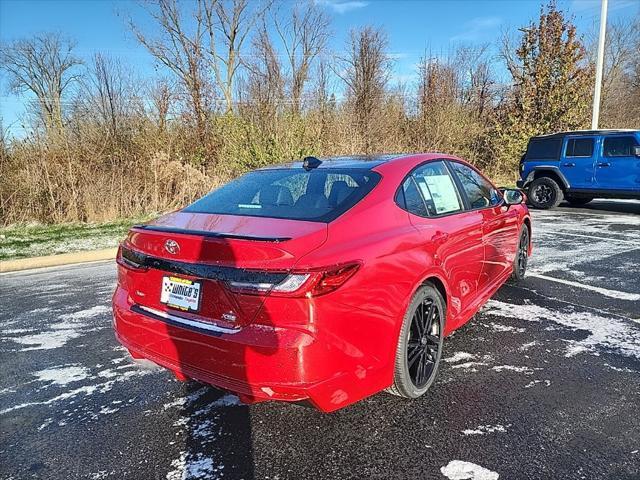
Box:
<box><xmin>164</xmin><ymin>239</ymin><xmax>180</xmax><ymax>255</ymax></box>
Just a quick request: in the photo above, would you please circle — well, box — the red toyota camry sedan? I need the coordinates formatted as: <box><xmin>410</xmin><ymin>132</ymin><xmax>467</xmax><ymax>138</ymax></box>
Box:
<box><xmin>113</xmin><ymin>153</ymin><xmax>532</xmax><ymax>412</ymax></box>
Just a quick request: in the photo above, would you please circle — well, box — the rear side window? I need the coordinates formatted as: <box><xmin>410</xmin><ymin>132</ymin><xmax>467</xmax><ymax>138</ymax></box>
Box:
<box><xmin>184</xmin><ymin>168</ymin><xmax>380</xmax><ymax>222</ymax></box>
<box><xmin>398</xmin><ymin>177</ymin><xmax>429</xmax><ymax>217</ymax></box>
<box><xmin>603</xmin><ymin>136</ymin><xmax>638</xmax><ymax>157</ymax></box>
<box><xmin>449</xmin><ymin>162</ymin><xmax>501</xmax><ymax>209</ymax></box>
<box><xmin>566</xmin><ymin>138</ymin><xmax>594</xmax><ymax>157</ymax></box>
<box><xmin>526</xmin><ymin>137</ymin><xmax>562</xmax><ymax>160</ymax></box>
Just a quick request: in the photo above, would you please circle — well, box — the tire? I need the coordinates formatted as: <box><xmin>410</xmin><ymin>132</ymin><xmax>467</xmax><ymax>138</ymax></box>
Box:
<box><xmin>528</xmin><ymin>177</ymin><xmax>564</xmax><ymax>209</ymax></box>
<box><xmin>511</xmin><ymin>225</ymin><xmax>530</xmax><ymax>282</ymax></box>
<box><xmin>566</xmin><ymin>196</ymin><xmax>593</xmax><ymax>206</ymax></box>
<box><xmin>388</xmin><ymin>283</ymin><xmax>445</xmax><ymax>399</ymax></box>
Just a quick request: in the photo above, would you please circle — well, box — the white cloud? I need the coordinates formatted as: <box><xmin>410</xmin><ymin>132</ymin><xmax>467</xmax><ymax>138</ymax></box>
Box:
<box><xmin>451</xmin><ymin>16</ymin><xmax>503</xmax><ymax>42</ymax></box>
<box><xmin>317</xmin><ymin>0</ymin><xmax>369</xmax><ymax>14</ymax></box>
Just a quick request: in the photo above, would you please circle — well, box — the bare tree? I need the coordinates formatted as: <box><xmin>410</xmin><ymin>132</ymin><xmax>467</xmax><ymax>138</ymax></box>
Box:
<box><xmin>83</xmin><ymin>53</ymin><xmax>131</xmax><ymax>137</ymax></box>
<box><xmin>131</xmin><ymin>0</ymin><xmax>210</xmax><ymax>143</ymax></box>
<box><xmin>338</xmin><ymin>26</ymin><xmax>392</xmax><ymax>152</ymax></box>
<box><xmin>202</xmin><ymin>0</ymin><xmax>271</xmax><ymax>113</ymax></box>
<box><xmin>598</xmin><ymin>19</ymin><xmax>640</xmax><ymax>127</ymax></box>
<box><xmin>274</xmin><ymin>1</ymin><xmax>330</xmax><ymax>114</ymax></box>
<box><xmin>244</xmin><ymin>22</ymin><xmax>284</xmax><ymax>123</ymax></box>
<box><xmin>147</xmin><ymin>78</ymin><xmax>174</xmax><ymax>134</ymax></box>
<box><xmin>0</xmin><ymin>33</ymin><xmax>82</xmax><ymax>135</ymax></box>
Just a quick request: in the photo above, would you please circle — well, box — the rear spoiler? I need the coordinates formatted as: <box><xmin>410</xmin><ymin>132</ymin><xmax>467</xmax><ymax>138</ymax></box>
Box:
<box><xmin>131</xmin><ymin>224</ymin><xmax>291</xmax><ymax>243</ymax></box>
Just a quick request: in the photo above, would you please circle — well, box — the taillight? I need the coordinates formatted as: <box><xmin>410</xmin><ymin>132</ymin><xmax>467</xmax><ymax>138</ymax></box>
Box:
<box><xmin>116</xmin><ymin>245</ymin><xmax>148</xmax><ymax>271</ymax></box>
<box><xmin>306</xmin><ymin>263</ymin><xmax>360</xmax><ymax>296</ymax></box>
<box><xmin>226</xmin><ymin>262</ymin><xmax>361</xmax><ymax>298</ymax></box>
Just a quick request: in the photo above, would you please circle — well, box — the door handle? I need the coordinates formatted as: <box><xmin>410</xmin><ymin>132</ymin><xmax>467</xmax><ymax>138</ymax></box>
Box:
<box><xmin>597</xmin><ymin>162</ymin><xmax>611</xmax><ymax>167</ymax></box>
<box><xmin>562</xmin><ymin>162</ymin><xmax>576</xmax><ymax>167</ymax></box>
<box><xmin>432</xmin><ymin>232</ymin><xmax>449</xmax><ymax>244</ymax></box>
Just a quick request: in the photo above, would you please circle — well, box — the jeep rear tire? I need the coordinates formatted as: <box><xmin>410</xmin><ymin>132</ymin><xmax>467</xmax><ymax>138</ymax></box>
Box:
<box><xmin>528</xmin><ymin>177</ymin><xmax>563</xmax><ymax>209</ymax></box>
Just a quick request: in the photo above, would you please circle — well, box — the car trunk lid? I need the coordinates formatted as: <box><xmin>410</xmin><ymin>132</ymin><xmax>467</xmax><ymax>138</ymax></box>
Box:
<box><xmin>120</xmin><ymin>211</ymin><xmax>327</xmax><ymax>327</ymax></box>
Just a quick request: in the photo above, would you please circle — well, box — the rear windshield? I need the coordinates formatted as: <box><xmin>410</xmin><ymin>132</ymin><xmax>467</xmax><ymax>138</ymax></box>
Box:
<box><xmin>526</xmin><ymin>137</ymin><xmax>563</xmax><ymax>160</ymax></box>
<box><xmin>183</xmin><ymin>168</ymin><xmax>381</xmax><ymax>222</ymax></box>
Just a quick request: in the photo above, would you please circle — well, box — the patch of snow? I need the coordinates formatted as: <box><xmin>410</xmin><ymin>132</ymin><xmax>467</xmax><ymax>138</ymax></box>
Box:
<box><xmin>491</xmin><ymin>365</ymin><xmax>536</xmax><ymax>375</ymax></box>
<box><xmin>481</xmin><ymin>322</ymin><xmax>525</xmax><ymax>333</ymax></box>
<box><xmin>445</xmin><ymin>352</ymin><xmax>476</xmax><ymax>363</ymax></box>
<box><xmin>462</xmin><ymin>424</ymin><xmax>510</xmax><ymax>436</ymax></box>
<box><xmin>211</xmin><ymin>393</ymin><xmax>241</xmax><ymax>408</ymax></box>
<box><xmin>13</xmin><ymin>329</ymin><xmax>84</xmax><ymax>351</ymax></box>
<box><xmin>166</xmin><ymin>452</ymin><xmax>220</xmax><ymax>480</ymax></box>
<box><xmin>519</xmin><ymin>341</ymin><xmax>538</xmax><ymax>351</ymax></box>
<box><xmin>98</xmin><ymin>406</ymin><xmax>119</xmax><ymax>415</ymax></box>
<box><xmin>524</xmin><ymin>379</ymin><xmax>551</xmax><ymax>389</ymax></box>
<box><xmin>441</xmin><ymin>460</ymin><xmax>499</xmax><ymax>480</ymax></box>
<box><xmin>33</xmin><ymin>365</ymin><xmax>90</xmax><ymax>386</ymax></box>
<box><xmin>604</xmin><ymin>364</ymin><xmax>636</xmax><ymax>373</ymax></box>
<box><xmin>0</xmin><ymin>364</ymin><xmax>155</xmax><ymax>415</ymax></box>
<box><xmin>451</xmin><ymin>362</ymin><xmax>488</xmax><ymax>370</ymax></box>
<box><xmin>89</xmin><ymin>471</ymin><xmax>111</xmax><ymax>480</ymax></box>
<box><xmin>9</xmin><ymin>304</ymin><xmax>110</xmax><ymax>351</ymax></box>
<box><xmin>482</xmin><ymin>300</ymin><xmax>640</xmax><ymax>360</ymax></box>
<box><xmin>564</xmin><ymin>344</ymin><xmax>591</xmax><ymax>357</ymax></box>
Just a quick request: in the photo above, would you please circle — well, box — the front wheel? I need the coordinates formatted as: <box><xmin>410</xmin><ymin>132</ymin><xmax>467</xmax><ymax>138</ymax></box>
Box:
<box><xmin>528</xmin><ymin>177</ymin><xmax>563</xmax><ymax>209</ymax></box>
<box><xmin>511</xmin><ymin>226</ymin><xmax>530</xmax><ymax>281</ymax></box>
<box><xmin>387</xmin><ymin>284</ymin><xmax>445</xmax><ymax>399</ymax></box>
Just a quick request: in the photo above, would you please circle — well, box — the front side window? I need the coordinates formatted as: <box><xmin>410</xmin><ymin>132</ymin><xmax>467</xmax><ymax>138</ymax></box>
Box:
<box><xmin>603</xmin><ymin>136</ymin><xmax>638</xmax><ymax>157</ymax></box>
<box><xmin>184</xmin><ymin>168</ymin><xmax>380</xmax><ymax>222</ymax></box>
<box><xmin>566</xmin><ymin>138</ymin><xmax>594</xmax><ymax>157</ymax></box>
<box><xmin>449</xmin><ymin>162</ymin><xmax>500</xmax><ymax>210</ymax></box>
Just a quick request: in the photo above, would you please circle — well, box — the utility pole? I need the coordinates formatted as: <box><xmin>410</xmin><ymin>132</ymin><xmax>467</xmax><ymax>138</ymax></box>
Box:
<box><xmin>591</xmin><ymin>0</ymin><xmax>608</xmax><ymax>130</ymax></box>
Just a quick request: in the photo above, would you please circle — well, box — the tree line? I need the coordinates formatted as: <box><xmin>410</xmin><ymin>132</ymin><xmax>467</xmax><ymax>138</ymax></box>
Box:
<box><xmin>0</xmin><ymin>0</ymin><xmax>638</xmax><ymax>225</ymax></box>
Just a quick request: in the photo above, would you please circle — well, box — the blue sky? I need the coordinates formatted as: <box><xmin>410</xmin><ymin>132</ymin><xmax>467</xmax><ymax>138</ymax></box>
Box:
<box><xmin>1</xmin><ymin>0</ymin><xmax>638</xmax><ymax>136</ymax></box>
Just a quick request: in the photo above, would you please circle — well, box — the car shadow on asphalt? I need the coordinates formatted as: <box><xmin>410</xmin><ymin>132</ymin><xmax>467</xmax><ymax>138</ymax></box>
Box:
<box><xmin>167</xmin><ymin>235</ymin><xmax>281</xmax><ymax>479</ymax></box>
<box><xmin>558</xmin><ymin>200</ymin><xmax>640</xmax><ymax>215</ymax></box>
<box><xmin>180</xmin><ymin>381</ymin><xmax>255</xmax><ymax>479</ymax></box>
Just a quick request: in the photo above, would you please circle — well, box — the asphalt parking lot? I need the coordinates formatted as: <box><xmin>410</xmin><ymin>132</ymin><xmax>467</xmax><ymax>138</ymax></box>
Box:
<box><xmin>1</xmin><ymin>201</ymin><xmax>639</xmax><ymax>480</ymax></box>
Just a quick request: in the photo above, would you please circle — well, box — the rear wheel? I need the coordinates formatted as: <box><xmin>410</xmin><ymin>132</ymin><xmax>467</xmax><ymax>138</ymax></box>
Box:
<box><xmin>528</xmin><ymin>177</ymin><xmax>563</xmax><ymax>209</ymax></box>
<box><xmin>511</xmin><ymin>226</ymin><xmax>530</xmax><ymax>281</ymax></box>
<box><xmin>566</xmin><ymin>196</ymin><xmax>593</xmax><ymax>206</ymax></box>
<box><xmin>388</xmin><ymin>284</ymin><xmax>445</xmax><ymax>399</ymax></box>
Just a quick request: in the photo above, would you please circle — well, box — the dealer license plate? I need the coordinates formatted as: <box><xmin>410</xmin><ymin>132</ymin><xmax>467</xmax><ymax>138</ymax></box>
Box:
<box><xmin>160</xmin><ymin>276</ymin><xmax>201</xmax><ymax>312</ymax></box>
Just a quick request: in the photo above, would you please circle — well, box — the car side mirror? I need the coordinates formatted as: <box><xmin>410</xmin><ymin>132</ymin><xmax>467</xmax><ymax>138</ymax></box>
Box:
<box><xmin>633</xmin><ymin>145</ymin><xmax>640</xmax><ymax>157</ymax></box>
<box><xmin>503</xmin><ymin>189</ymin><xmax>524</xmax><ymax>206</ymax></box>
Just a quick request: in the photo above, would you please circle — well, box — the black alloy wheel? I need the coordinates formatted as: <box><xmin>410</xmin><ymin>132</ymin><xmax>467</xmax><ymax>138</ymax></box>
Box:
<box><xmin>511</xmin><ymin>226</ymin><xmax>530</xmax><ymax>281</ymax></box>
<box><xmin>388</xmin><ymin>284</ymin><xmax>445</xmax><ymax>398</ymax></box>
<box><xmin>407</xmin><ymin>297</ymin><xmax>441</xmax><ymax>388</ymax></box>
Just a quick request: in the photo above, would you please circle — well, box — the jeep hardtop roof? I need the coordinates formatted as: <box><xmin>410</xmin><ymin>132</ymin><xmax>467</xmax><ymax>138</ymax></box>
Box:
<box><xmin>532</xmin><ymin>129</ymin><xmax>639</xmax><ymax>139</ymax></box>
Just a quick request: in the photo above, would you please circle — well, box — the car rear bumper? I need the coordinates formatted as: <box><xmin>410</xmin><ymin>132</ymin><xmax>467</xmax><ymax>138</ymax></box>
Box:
<box><xmin>112</xmin><ymin>287</ymin><xmax>390</xmax><ymax>412</ymax></box>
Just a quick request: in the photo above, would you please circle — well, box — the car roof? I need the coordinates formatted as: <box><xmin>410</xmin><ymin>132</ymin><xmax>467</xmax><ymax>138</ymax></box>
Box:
<box><xmin>259</xmin><ymin>153</ymin><xmax>463</xmax><ymax>171</ymax></box>
<box><xmin>532</xmin><ymin>129</ymin><xmax>639</xmax><ymax>140</ymax></box>
<box><xmin>259</xmin><ymin>154</ymin><xmax>404</xmax><ymax>170</ymax></box>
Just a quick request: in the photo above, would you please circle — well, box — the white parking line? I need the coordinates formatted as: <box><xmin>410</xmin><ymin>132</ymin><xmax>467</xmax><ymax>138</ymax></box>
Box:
<box><xmin>528</xmin><ymin>273</ymin><xmax>640</xmax><ymax>301</ymax></box>
<box><xmin>536</xmin><ymin>230</ymin><xmax>639</xmax><ymax>246</ymax></box>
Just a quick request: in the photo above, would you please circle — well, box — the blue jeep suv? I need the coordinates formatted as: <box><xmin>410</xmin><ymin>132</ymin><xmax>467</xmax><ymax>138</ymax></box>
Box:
<box><xmin>517</xmin><ymin>129</ymin><xmax>640</xmax><ymax>209</ymax></box>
